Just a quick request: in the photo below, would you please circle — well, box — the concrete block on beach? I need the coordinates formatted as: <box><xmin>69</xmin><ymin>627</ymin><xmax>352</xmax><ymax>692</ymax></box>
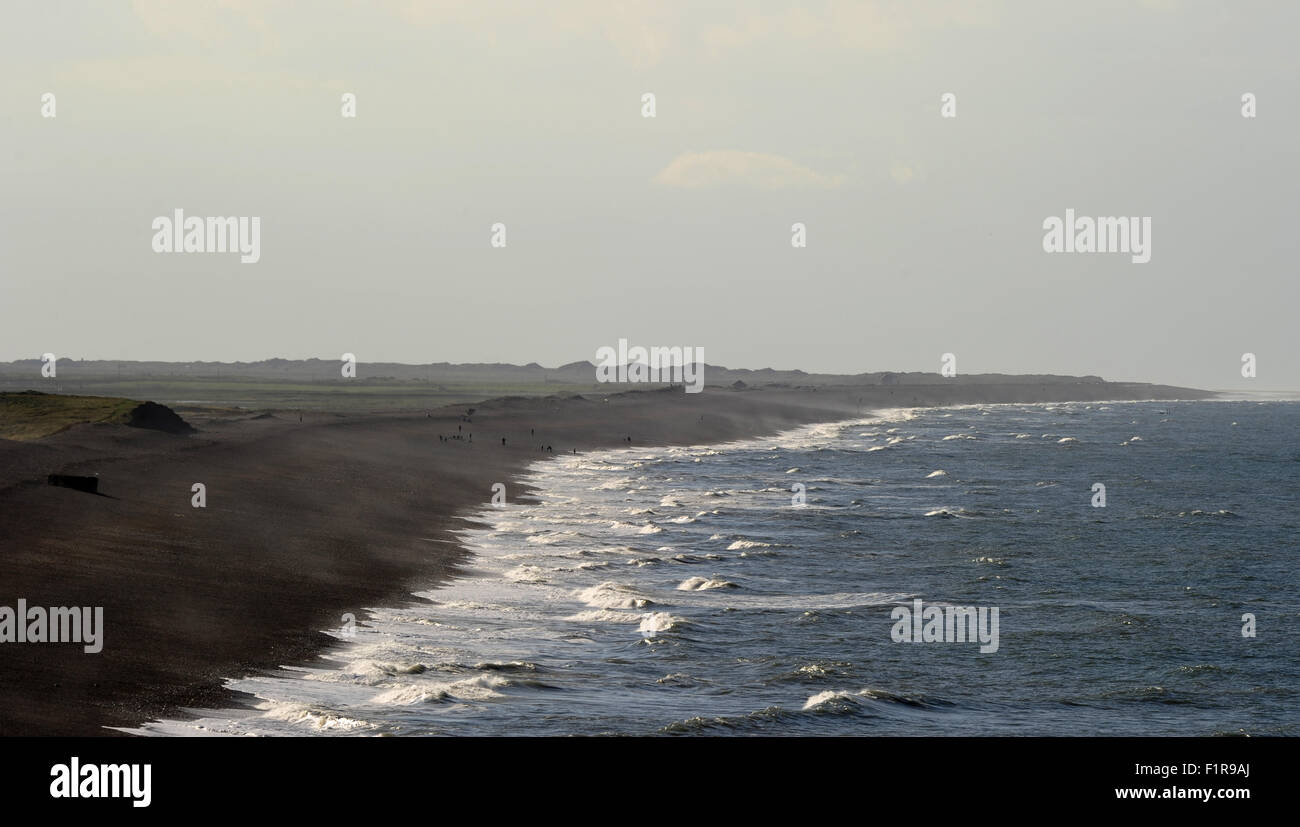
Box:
<box><xmin>46</xmin><ymin>473</ymin><xmax>98</xmax><ymax>494</ymax></box>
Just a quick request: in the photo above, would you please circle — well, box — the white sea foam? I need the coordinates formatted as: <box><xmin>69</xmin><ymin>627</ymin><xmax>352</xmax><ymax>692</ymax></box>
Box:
<box><xmin>576</xmin><ymin>582</ymin><xmax>654</xmax><ymax>609</ymax></box>
<box><xmin>803</xmin><ymin>690</ymin><xmax>850</xmax><ymax>710</ymax></box>
<box><xmin>676</xmin><ymin>576</ymin><xmax>738</xmax><ymax>591</ymax></box>
<box><xmin>639</xmin><ymin>612</ymin><xmax>683</xmax><ymax>635</ymax></box>
<box><xmin>371</xmin><ymin>673</ymin><xmax>510</xmax><ymax>705</ymax></box>
<box><xmin>565</xmin><ymin>608</ymin><xmax>642</xmax><ymax>624</ymax></box>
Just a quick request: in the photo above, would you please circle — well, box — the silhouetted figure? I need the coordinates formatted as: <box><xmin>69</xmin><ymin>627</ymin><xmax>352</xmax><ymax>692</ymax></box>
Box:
<box><xmin>530</xmin><ymin>428</ymin><xmax>534</xmax><ymax>437</ymax></box>
<box><xmin>458</xmin><ymin>424</ymin><xmax>462</xmax><ymax>432</ymax></box>
<box><xmin>502</xmin><ymin>437</ymin><xmax>506</xmax><ymax>446</ymax></box>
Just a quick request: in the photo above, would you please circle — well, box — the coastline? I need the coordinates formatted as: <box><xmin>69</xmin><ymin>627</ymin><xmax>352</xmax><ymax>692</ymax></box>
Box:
<box><xmin>0</xmin><ymin>381</ymin><xmax>1211</xmax><ymax>735</ymax></box>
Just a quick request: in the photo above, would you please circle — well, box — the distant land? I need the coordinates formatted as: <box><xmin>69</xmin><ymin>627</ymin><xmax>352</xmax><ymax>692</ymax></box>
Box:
<box><xmin>0</xmin><ymin>358</ymin><xmax>1213</xmax><ymax>413</ymax></box>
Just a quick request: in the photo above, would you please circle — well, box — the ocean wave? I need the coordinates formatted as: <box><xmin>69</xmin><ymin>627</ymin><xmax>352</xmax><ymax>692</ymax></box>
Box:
<box><xmin>639</xmin><ymin>612</ymin><xmax>684</xmax><ymax>635</ymax></box>
<box><xmin>676</xmin><ymin>576</ymin><xmax>739</xmax><ymax>591</ymax></box>
<box><xmin>257</xmin><ymin>702</ymin><xmax>374</xmax><ymax>731</ymax></box>
<box><xmin>765</xmin><ymin>662</ymin><xmax>855</xmax><ymax>684</ymax></box>
<box><xmin>660</xmin><ymin>707</ymin><xmax>790</xmax><ymax>733</ymax></box>
<box><xmin>504</xmin><ymin>565</ymin><xmax>549</xmax><ymax>583</ymax></box>
<box><xmin>802</xmin><ymin>687</ymin><xmax>949</xmax><ymax>712</ymax></box>
<box><xmin>656</xmin><ymin>672</ymin><xmax>704</xmax><ymax>687</ymax></box>
<box><xmin>472</xmin><ymin>660</ymin><xmax>543</xmax><ymax>673</ymax></box>
<box><xmin>608</xmin><ymin>521</ymin><xmax>661</xmax><ymax>535</ymax></box>
<box><xmin>726</xmin><ymin>539</ymin><xmax>775</xmax><ymax>550</ymax></box>
<box><xmin>565</xmin><ymin>608</ymin><xmax>642</xmax><ymax>624</ymax></box>
<box><xmin>1141</xmin><ymin>509</ymin><xmax>1241</xmax><ymax>520</ymax></box>
<box><xmin>526</xmin><ymin>531</ymin><xmax>577</xmax><ymax>545</ymax></box>
<box><xmin>576</xmin><ymin>582</ymin><xmax>655</xmax><ymax>609</ymax></box>
<box><xmin>371</xmin><ymin>674</ymin><xmax>512</xmax><ymax>705</ymax></box>
<box><xmin>923</xmin><ymin>507</ymin><xmax>982</xmax><ymax>518</ymax></box>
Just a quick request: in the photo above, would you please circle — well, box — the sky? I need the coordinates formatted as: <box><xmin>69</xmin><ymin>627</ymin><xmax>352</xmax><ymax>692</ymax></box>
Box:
<box><xmin>1</xmin><ymin>1</ymin><xmax>1296</xmax><ymax>390</ymax></box>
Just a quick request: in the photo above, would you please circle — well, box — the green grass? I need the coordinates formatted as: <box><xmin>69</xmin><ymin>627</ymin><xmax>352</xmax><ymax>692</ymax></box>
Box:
<box><xmin>0</xmin><ymin>391</ymin><xmax>140</xmax><ymax>440</ymax></box>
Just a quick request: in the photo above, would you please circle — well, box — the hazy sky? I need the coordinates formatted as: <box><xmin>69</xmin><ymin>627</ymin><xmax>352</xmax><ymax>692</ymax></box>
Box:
<box><xmin>2</xmin><ymin>1</ymin><xmax>1296</xmax><ymax>390</ymax></box>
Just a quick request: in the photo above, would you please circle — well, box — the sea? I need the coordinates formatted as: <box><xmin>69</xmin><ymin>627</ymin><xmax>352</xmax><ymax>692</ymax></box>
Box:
<box><xmin>132</xmin><ymin>399</ymin><xmax>1300</xmax><ymax>736</ymax></box>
